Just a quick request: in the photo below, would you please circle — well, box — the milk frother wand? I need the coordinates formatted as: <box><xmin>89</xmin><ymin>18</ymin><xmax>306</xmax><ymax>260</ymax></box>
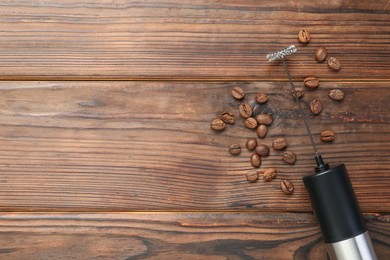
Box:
<box><xmin>266</xmin><ymin>45</ymin><xmax>377</xmax><ymax>260</ymax></box>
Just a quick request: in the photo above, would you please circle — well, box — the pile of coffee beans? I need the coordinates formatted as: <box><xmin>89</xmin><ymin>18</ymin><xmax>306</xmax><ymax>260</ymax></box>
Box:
<box><xmin>210</xmin><ymin>86</ymin><xmax>296</xmax><ymax>195</ymax></box>
<box><xmin>209</xmin><ymin>29</ymin><xmax>344</xmax><ymax>196</ymax></box>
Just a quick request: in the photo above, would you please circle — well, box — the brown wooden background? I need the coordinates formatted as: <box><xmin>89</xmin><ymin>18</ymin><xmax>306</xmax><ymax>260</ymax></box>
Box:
<box><xmin>0</xmin><ymin>1</ymin><xmax>389</xmax><ymax>259</ymax></box>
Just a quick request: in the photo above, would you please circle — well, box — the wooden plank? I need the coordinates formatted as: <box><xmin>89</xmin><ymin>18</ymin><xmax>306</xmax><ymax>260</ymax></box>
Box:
<box><xmin>0</xmin><ymin>0</ymin><xmax>389</xmax><ymax>80</ymax></box>
<box><xmin>0</xmin><ymin>212</ymin><xmax>388</xmax><ymax>259</ymax></box>
<box><xmin>0</xmin><ymin>81</ymin><xmax>389</xmax><ymax>212</ymax></box>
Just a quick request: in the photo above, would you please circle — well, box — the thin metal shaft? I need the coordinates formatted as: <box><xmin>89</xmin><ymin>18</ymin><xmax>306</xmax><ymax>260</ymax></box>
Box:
<box><xmin>282</xmin><ymin>59</ymin><xmax>318</xmax><ymax>155</ymax></box>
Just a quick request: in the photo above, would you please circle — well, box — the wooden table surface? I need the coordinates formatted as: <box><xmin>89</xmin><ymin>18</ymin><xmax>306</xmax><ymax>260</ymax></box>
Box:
<box><xmin>0</xmin><ymin>1</ymin><xmax>389</xmax><ymax>259</ymax></box>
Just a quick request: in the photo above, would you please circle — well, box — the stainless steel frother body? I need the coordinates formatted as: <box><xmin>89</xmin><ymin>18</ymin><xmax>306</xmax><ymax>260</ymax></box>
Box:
<box><xmin>266</xmin><ymin>45</ymin><xmax>377</xmax><ymax>260</ymax></box>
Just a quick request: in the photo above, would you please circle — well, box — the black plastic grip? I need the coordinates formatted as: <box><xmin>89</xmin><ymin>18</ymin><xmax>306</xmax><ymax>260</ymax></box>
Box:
<box><xmin>303</xmin><ymin>164</ymin><xmax>367</xmax><ymax>243</ymax></box>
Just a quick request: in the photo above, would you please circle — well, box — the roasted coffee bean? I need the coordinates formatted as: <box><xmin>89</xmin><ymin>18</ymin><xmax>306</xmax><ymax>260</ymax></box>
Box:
<box><xmin>239</xmin><ymin>102</ymin><xmax>253</xmax><ymax>118</ymax></box>
<box><xmin>250</xmin><ymin>153</ymin><xmax>261</xmax><ymax>168</ymax></box>
<box><xmin>298</xmin><ymin>29</ymin><xmax>310</xmax><ymax>43</ymax></box>
<box><xmin>315</xmin><ymin>47</ymin><xmax>328</xmax><ymax>62</ymax></box>
<box><xmin>231</xmin><ymin>87</ymin><xmax>245</xmax><ymax>100</ymax></box>
<box><xmin>292</xmin><ymin>87</ymin><xmax>304</xmax><ymax>98</ymax></box>
<box><xmin>272</xmin><ymin>137</ymin><xmax>287</xmax><ymax>150</ymax></box>
<box><xmin>329</xmin><ymin>89</ymin><xmax>344</xmax><ymax>101</ymax></box>
<box><xmin>304</xmin><ymin>77</ymin><xmax>319</xmax><ymax>89</ymax></box>
<box><xmin>328</xmin><ymin>57</ymin><xmax>341</xmax><ymax>71</ymax></box>
<box><xmin>310</xmin><ymin>100</ymin><xmax>322</xmax><ymax>115</ymax></box>
<box><xmin>246</xmin><ymin>171</ymin><xmax>259</xmax><ymax>182</ymax></box>
<box><xmin>255</xmin><ymin>93</ymin><xmax>268</xmax><ymax>104</ymax></box>
<box><xmin>320</xmin><ymin>130</ymin><xmax>335</xmax><ymax>142</ymax></box>
<box><xmin>255</xmin><ymin>144</ymin><xmax>270</xmax><ymax>157</ymax></box>
<box><xmin>246</xmin><ymin>138</ymin><xmax>257</xmax><ymax>151</ymax></box>
<box><xmin>220</xmin><ymin>112</ymin><xmax>235</xmax><ymax>124</ymax></box>
<box><xmin>255</xmin><ymin>114</ymin><xmax>273</xmax><ymax>125</ymax></box>
<box><xmin>282</xmin><ymin>150</ymin><xmax>297</xmax><ymax>165</ymax></box>
<box><xmin>256</xmin><ymin>124</ymin><xmax>268</xmax><ymax>138</ymax></box>
<box><xmin>228</xmin><ymin>144</ymin><xmax>241</xmax><ymax>155</ymax></box>
<box><xmin>244</xmin><ymin>117</ymin><xmax>258</xmax><ymax>129</ymax></box>
<box><xmin>210</xmin><ymin>118</ymin><xmax>225</xmax><ymax>131</ymax></box>
<box><xmin>280</xmin><ymin>179</ymin><xmax>294</xmax><ymax>194</ymax></box>
<box><xmin>263</xmin><ymin>168</ymin><xmax>277</xmax><ymax>181</ymax></box>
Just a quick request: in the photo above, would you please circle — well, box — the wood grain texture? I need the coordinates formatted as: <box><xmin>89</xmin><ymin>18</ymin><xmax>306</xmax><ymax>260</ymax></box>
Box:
<box><xmin>0</xmin><ymin>212</ymin><xmax>389</xmax><ymax>259</ymax></box>
<box><xmin>0</xmin><ymin>0</ymin><xmax>389</xmax><ymax>80</ymax></box>
<box><xmin>0</xmin><ymin>81</ymin><xmax>389</xmax><ymax>212</ymax></box>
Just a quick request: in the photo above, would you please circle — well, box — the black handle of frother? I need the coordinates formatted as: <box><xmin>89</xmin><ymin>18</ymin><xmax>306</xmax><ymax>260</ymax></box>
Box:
<box><xmin>303</xmin><ymin>164</ymin><xmax>366</xmax><ymax>243</ymax></box>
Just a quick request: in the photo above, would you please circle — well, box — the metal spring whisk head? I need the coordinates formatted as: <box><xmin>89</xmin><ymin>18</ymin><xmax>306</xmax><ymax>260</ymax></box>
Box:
<box><xmin>266</xmin><ymin>45</ymin><xmax>297</xmax><ymax>61</ymax></box>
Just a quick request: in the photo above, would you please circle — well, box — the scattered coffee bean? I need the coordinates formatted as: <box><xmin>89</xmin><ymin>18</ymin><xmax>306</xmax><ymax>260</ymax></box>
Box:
<box><xmin>220</xmin><ymin>112</ymin><xmax>235</xmax><ymax>124</ymax></box>
<box><xmin>329</xmin><ymin>89</ymin><xmax>344</xmax><ymax>101</ymax></box>
<box><xmin>255</xmin><ymin>93</ymin><xmax>268</xmax><ymax>104</ymax></box>
<box><xmin>246</xmin><ymin>171</ymin><xmax>259</xmax><ymax>182</ymax></box>
<box><xmin>328</xmin><ymin>57</ymin><xmax>341</xmax><ymax>71</ymax></box>
<box><xmin>228</xmin><ymin>144</ymin><xmax>241</xmax><ymax>155</ymax></box>
<box><xmin>255</xmin><ymin>144</ymin><xmax>270</xmax><ymax>157</ymax></box>
<box><xmin>282</xmin><ymin>150</ymin><xmax>297</xmax><ymax>165</ymax></box>
<box><xmin>280</xmin><ymin>179</ymin><xmax>294</xmax><ymax>194</ymax></box>
<box><xmin>298</xmin><ymin>29</ymin><xmax>310</xmax><ymax>43</ymax></box>
<box><xmin>255</xmin><ymin>114</ymin><xmax>273</xmax><ymax>125</ymax></box>
<box><xmin>315</xmin><ymin>47</ymin><xmax>328</xmax><ymax>62</ymax></box>
<box><xmin>320</xmin><ymin>130</ymin><xmax>335</xmax><ymax>142</ymax></box>
<box><xmin>210</xmin><ymin>118</ymin><xmax>225</xmax><ymax>131</ymax></box>
<box><xmin>272</xmin><ymin>137</ymin><xmax>287</xmax><ymax>150</ymax></box>
<box><xmin>231</xmin><ymin>87</ymin><xmax>245</xmax><ymax>100</ymax></box>
<box><xmin>310</xmin><ymin>100</ymin><xmax>322</xmax><ymax>115</ymax></box>
<box><xmin>239</xmin><ymin>102</ymin><xmax>253</xmax><ymax>118</ymax></box>
<box><xmin>304</xmin><ymin>77</ymin><xmax>319</xmax><ymax>89</ymax></box>
<box><xmin>263</xmin><ymin>168</ymin><xmax>277</xmax><ymax>181</ymax></box>
<box><xmin>244</xmin><ymin>117</ymin><xmax>258</xmax><ymax>129</ymax></box>
<box><xmin>292</xmin><ymin>87</ymin><xmax>304</xmax><ymax>98</ymax></box>
<box><xmin>256</xmin><ymin>124</ymin><xmax>268</xmax><ymax>138</ymax></box>
<box><xmin>250</xmin><ymin>153</ymin><xmax>261</xmax><ymax>168</ymax></box>
<box><xmin>246</xmin><ymin>138</ymin><xmax>257</xmax><ymax>151</ymax></box>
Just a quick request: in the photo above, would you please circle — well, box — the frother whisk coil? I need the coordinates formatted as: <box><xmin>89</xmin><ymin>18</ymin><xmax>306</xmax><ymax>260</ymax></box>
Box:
<box><xmin>266</xmin><ymin>45</ymin><xmax>297</xmax><ymax>61</ymax></box>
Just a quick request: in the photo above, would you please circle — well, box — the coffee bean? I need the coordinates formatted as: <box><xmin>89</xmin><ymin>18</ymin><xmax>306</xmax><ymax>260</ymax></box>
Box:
<box><xmin>280</xmin><ymin>179</ymin><xmax>294</xmax><ymax>194</ymax></box>
<box><xmin>292</xmin><ymin>87</ymin><xmax>304</xmax><ymax>99</ymax></box>
<box><xmin>210</xmin><ymin>118</ymin><xmax>225</xmax><ymax>131</ymax></box>
<box><xmin>328</xmin><ymin>57</ymin><xmax>341</xmax><ymax>71</ymax></box>
<box><xmin>244</xmin><ymin>117</ymin><xmax>258</xmax><ymax>129</ymax></box>
<box><xmin>255</xmin><ymin>93</ymin><xmax>268</xmax><ymax>104</ymax></box>
<box><xmin>250</xmin><ymin>153</ymin><xmax>261</xmax><ymax>168</ymax></box>
<box><xmin>282</xmin><ymin>150</ymin><xmax>297</xmax><ymax>165</ymax></box>
<box><xmin>304</xmin><ymin>77</ymin><xmax>319</xmax><ymax>89</ymax></box>
<box><xmin>255</xmin><ymin>144</ymin><xmax>270</xmax><ymax>157</ymax></box>
<box><xmin>239</xmin><ymin>102</ymin><xmax>253</xmax><ymax>118</ymax></box>
<box><xmin>298</xmin><ymin>29</ymin><xmax>310</xmax><ymax>43</ymax></box>
<box><xmin>246</xmin><ymin>138</ymin><xmax>257</xmax><ymax>151</ymax></box>
<box><xmin>231</xmin><ymin>87</ymin><xmax>245</xmax><ymax>100</ymax></box>
<box><xmin>255</xmin><ymin>114</ymin><xmax>273</xmax><ymax>125</ymax></box>
<box><xmin>329</xmin><ymin>89</ymin><xmax>344</xmax><ymax>101</ymax></box>
<box><xmin>272</xmin><ymin>137</ymin><xmax>287</xmax><ymax>150</ymax></box>
<box><xmin>310</xmin><ymin>100</ymin><xmax>322</xmax><ymax>115</ymax></box>
<box><xmin>315</xmin><ymin>47</ymin><xmax>328</xmax><ymax>62</ymax></box>
<box><xmin>320</xmin><ymin>130</ymin><xmax>335</xmax><ymax>142</ymax></box>
<box><xmin>228</xmin><ymin>144</ymin><xmax>241</xmax><ymax>155</ymax></box>
<box><xmin>220</xmin><ymin>112</ymin><xmax>235</xmax><ymax>124</ymax></box>
<box><xmin>256</xmin><ymin>124</ymin><xmax>267</xmax><ymax>138</ymax></box>
<box><xmin>263</xmin><ymin>168</ymin><xmax>277</xmax><ymax>181</ymax></box>
<box><xmin>246</xmin><ymin>171</ymin><xmax>259</xmax><ymax>182</ymax></box>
